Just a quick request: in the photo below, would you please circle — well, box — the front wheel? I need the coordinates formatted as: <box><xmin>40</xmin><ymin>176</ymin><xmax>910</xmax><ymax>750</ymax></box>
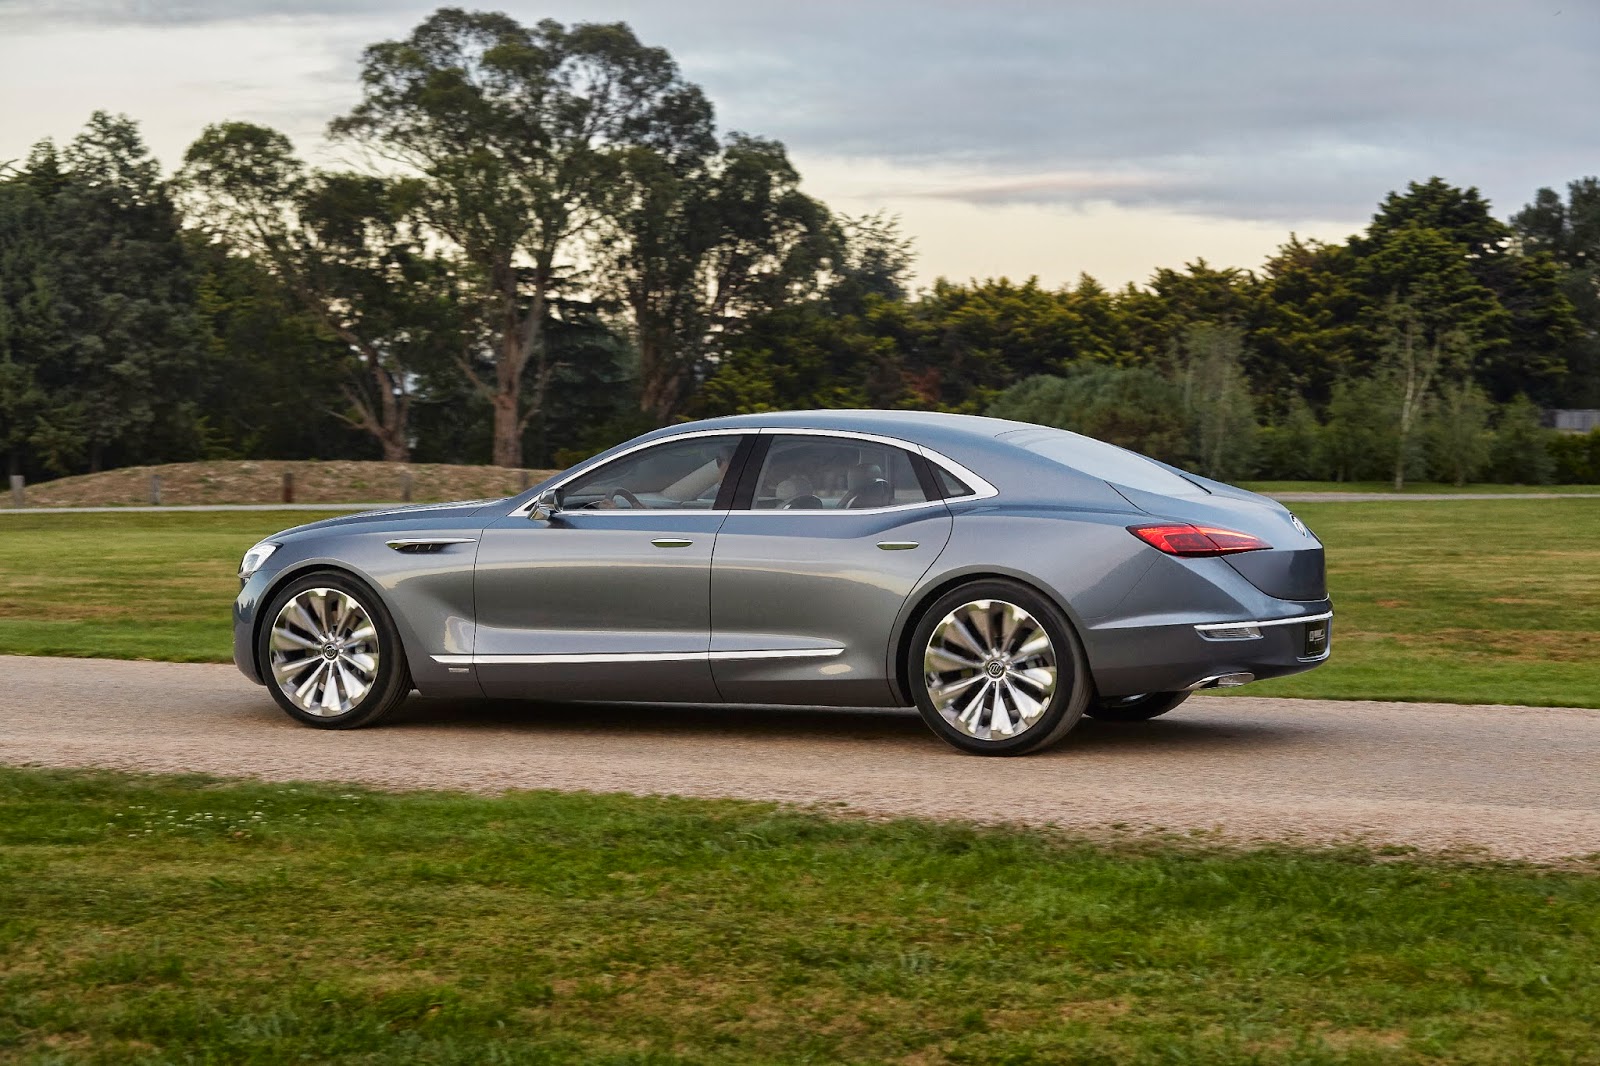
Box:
<box><xmin>1086</xmin><ymin>691</ymin><xmax>1190</xmax><ymax>722</ymax></box>
<box><xmin>908</xmin><ymin>580</ymin><xmax>1091</xmax><ymax>756</ymax></box>
<box><xmin>257</xmin><ymin>572</ymin><xmax>411</xmax><ymax>729</ymax></box>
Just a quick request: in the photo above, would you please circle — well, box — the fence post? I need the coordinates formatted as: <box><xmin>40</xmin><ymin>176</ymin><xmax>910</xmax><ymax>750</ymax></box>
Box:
<box><xmin>149</xmin><ymin>474</ymin><xmax>162</xmax><ymax>506</ymax></box>
<box><xmin>400</xmin><ymin>470</ymin><xmax>413</xmax><ymax>503</ymax></box>
<box><xmin>282</xmin><ymin>471</ymin><xmax>295</xmax><ymax>504</ymax></box>
<box><xmin>8</xmin><ymin>475</ymin><xmax>22</xmax><ymax>509</ymax></box>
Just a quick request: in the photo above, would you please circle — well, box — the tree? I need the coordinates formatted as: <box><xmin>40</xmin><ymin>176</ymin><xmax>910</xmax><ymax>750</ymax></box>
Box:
<box><xmin>181</xmin><ymin>122</ymin><xmax>461</xmax><ymax>462</ymax></box>
<box><xmin>0</xmin><ymin>115</ymin><xmax>207</xmax><ymax>475</ymax></box>
<box><xmin>1320</xmin><ymin>377</ymin><xmax>1392</xmax><ymax>483</ymax></box>
<box><xmin>330</xmin><ymin>9</ymin><xmax>715</xmax><ymax>466</ymax></box>
<box><xmin>602</xmin><ymin>133</ymin><xmax>837</xmax><ymax>422</ymax></box>
<box><xmin>1180</xmin><ymin>323</ymin><xmax>1256</xmax><ymax>481</ymax></box>
<box><xmin>1512</xmin><ymin>178</ymin><xmax>1600</xmax><ymax>406</ymax></box>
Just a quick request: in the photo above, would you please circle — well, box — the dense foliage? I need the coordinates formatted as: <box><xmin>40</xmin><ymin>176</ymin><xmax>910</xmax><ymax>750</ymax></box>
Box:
<box><xmin>2</xmin><ymin>8</ymin><xmax>1597</xmax><ymax>484</ymax></box>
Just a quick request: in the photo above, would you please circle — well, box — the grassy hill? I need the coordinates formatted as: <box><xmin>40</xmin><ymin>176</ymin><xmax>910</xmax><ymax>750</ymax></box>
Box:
<box><xmin>6</xmin><ymin>460</ymin><xmax>562</xmax><ymax>509</ymax></box>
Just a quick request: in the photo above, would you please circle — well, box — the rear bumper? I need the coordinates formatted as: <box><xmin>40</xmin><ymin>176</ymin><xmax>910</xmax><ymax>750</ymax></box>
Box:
<box><xmin>1085</xmin><ymin>603</ymin><xmax>1333</xmax><ymax>697</ymax></box>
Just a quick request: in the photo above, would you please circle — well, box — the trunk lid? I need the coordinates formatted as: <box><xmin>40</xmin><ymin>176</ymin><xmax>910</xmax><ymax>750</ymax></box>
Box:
<box><xmin>1112</xmin><ymin>480</ymin><xmax>1327</xmax><ymax>601</ymax></box>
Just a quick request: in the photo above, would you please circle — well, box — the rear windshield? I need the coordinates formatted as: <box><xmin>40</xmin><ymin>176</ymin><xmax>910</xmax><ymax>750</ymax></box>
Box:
<box><xmin>1000</xmin><ymin>429</ymin><xmax>1208</xmax><ymax>496</ymax></box>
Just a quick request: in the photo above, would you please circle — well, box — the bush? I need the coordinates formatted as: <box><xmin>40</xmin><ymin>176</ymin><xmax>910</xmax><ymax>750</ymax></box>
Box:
<box><xmin>1487</xmin><ymin>395</ymin><xmax>1556</xmax><ymax>485</ymax></box>
<box><xmin>1548</xmin><ymin>428</ymin><xmax>1600</xmax><ymax>484</ymax></box>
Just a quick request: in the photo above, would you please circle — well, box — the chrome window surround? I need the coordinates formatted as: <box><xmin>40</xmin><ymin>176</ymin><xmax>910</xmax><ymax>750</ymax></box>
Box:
<box><xmin>433</xmin><ymin>648</ymin><xmax>844</xmax><ymax>666</ymax></box>
<box><xmin>508</xmin><ymin>426</ymin><xmax>999</xmax><ymax>518</ymax></box>
<box><xmin>1194</xmin><ymin>610</ymin><xmax>1333</xmax><ymax>642</ymax></box>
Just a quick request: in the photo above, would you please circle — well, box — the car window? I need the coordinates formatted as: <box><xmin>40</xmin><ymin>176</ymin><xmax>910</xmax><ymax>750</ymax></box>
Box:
<box><xmin>562</xmin><ymin>435</ymin><xmax>741</xmax><ymax>510</ymax></box>
<box><xmin>752</xmin><ymin>435</ymin><xmax>932</xmax><ymax>510</ymax></box>
<box><xmin>932</xmin><ymin>466</ymin><xmax>975</xmax><ymax>498</ymax></box>
<box><xmin>1000</xmin><ymin>428</ymin><xmax>1208</xmax><ymax>496</ymax></box>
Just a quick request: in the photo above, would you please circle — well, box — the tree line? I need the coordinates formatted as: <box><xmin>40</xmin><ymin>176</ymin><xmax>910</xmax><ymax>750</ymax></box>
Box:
<box><xmin>2</xmin><ymin>7</ymin><xmax>1598</xmax><ymax>486</ymax></box>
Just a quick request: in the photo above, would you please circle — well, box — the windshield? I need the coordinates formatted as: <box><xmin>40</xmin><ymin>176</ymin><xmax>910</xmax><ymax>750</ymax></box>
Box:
<box><xmin>1000</xmin><ymin>428</ymin><xmax>1208</xmax><ymax>496</ymax></box>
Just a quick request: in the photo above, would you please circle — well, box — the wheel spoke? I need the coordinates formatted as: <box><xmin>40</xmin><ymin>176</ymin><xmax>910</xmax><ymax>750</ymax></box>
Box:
<box><xmin>271</xmin><ymin>588</ymin><xmax>381</xmax><ymax>717</ymax></box>
<box><xmin>925</xmin><ymin>597</ymin><xmax>1058</xmax><ymax>742</ymax></box>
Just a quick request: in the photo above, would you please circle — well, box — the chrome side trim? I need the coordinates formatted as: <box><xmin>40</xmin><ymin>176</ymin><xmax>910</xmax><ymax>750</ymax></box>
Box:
<box><xmin>431</xmin><ymin>648</ymin><xmax>844</xmax><ymax>666</ymax></box>
<box><xmin>1194</xmin><ymin>611</ymin><xmax>1332</xmax><ymax>633</ymax></box>
<box><xmin>385</xmin><ymin>537</ymin><xmax>476</xmax><ymax>550</ymax></box>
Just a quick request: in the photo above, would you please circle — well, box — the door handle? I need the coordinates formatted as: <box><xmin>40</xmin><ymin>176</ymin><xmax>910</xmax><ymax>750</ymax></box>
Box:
<box><xmin>652</xmin><ymin>538</ymin><xmax>694</xmax><ymax>548</ymax></box>
<box><xmin>877</xmin><ymin>541</ymin><xmax>919</xmax><ymax>551</ymax></box>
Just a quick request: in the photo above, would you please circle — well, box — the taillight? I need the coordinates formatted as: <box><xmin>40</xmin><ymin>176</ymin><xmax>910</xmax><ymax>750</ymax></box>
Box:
<box><xmin>1128</xmin><ymin>524</ymin><xmax>1270</xmax><ymax>557</ymax></box>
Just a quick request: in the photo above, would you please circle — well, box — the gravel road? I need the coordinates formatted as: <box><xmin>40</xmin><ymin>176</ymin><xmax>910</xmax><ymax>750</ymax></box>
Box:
<box><xmin>3</xmin><ymin>655</ymin><xmax>1596</xmax><ymax>862</ymax></box>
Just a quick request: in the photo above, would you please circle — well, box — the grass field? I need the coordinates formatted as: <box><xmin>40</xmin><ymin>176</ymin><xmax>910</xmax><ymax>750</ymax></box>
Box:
<box><xmin>1</xmin><ymin>500</ymin><xmax>1598</xmax><ymax>707</ymax></box>
<box><xmin>1240</xmin><ymin>481</ymin><xmax>1600</xmax><ymax>495</ymax></box>
<box><xmin>1</xmin><ymin>767</ymin><xmax>1595</xmax><ymax>1064</ymax></box>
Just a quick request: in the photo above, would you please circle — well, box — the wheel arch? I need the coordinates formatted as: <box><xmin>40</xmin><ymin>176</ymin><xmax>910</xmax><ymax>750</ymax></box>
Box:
<box><xmin>889</xmin><ymin>568</ymin><xmax>1091</xmax><ymax>706</ymax></box>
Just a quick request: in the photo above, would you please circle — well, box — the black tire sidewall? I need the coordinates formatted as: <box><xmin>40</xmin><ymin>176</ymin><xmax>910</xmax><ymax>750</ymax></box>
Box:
<box><xmin>908</xmin><ymin>579</ymin><xmax>1089</xmax><ymax>756</ymax></box>
<box><xmin>1086</xmin><ymin>690</ymin><xmax>1190</xmax><ymax>722</ymax></box>
<box><xmin>257</xmin><ymin>570</ymin><xmax>409</xmax><ymax>729</ymax></box>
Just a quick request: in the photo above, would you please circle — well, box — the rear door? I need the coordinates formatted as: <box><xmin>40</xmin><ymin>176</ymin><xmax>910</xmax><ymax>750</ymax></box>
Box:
<box><xmin>709</xmin><ymin>431</ymin><xmax>953</xmax><ymax>706</ymax></box>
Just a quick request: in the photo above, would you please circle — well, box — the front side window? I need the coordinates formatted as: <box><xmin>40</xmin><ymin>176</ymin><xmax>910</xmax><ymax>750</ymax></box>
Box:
<box><xmin>562</xmin><ymin>435</ymin><xmax>740</xmax><ymax>510</ymax></box>
<box><xmin>753</xmin><ymin>435</ymin><xmax>932</xmax><ymax>510</ymax></box>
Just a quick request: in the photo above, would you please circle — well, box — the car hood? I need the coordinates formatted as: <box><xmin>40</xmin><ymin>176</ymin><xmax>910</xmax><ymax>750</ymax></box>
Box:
<box><xmin>270</xmin><ymin>499</ymin><xmax>506</xmax><ymax>540</ymax></box>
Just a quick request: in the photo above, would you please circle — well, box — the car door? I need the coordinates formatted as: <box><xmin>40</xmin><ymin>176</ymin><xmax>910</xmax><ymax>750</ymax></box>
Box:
<box><xmin>472</xmin><ymin>432</ymin><xmax>750</xmax><ymax>702</ymax></box>
<box><xmin>709</xmin><ymin>431</ymin><xmax>954</xmax><ymax>706</ymax></box>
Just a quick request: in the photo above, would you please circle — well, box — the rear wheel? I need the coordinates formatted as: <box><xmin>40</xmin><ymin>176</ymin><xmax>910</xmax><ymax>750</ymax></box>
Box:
<box><xmin>908</xmin><ymin>580</ymin><xmax>1090</xmax><ymax>756</ymax></box>
<box><xmin>1087</xmin><ymin>691</ymin><xmax>1190</xmax><ymax>722</ymax></box>
<box><xmin>258</xmin><ymin>572</ymin><xmax>410</xmax><ymax>729</ymax></box>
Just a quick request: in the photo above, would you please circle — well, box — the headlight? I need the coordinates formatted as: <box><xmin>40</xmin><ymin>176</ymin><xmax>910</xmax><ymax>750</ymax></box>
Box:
<box><xmin>239</xmin><ymin>542</ymin><xmax>279</xmax><ymax>578</ymax></box>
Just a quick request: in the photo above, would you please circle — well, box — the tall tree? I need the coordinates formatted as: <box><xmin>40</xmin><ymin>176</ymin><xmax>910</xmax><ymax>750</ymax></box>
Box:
<box><xmin>1181</xmin><ymin>323</ymin><xmax>1256</xmax><ymax>481</ymax></box>
<box><xmin>602</xmin><ymin>133</ymin><xmax>837</xmax><ymax>421</ymax></box>
<box><xmin>330</xmin><ymin>9</ymin><xmax>715</xmax><ymax>466</ymax></box>
<box><xmin>181</xmin><ymin>122</ymin><xmax>461</xmax><ymax>462</ymax></box>
<box><xmin>0</xmin><ymin>115</ymin><xmax>206</xmax><ymax>475</ymax></box>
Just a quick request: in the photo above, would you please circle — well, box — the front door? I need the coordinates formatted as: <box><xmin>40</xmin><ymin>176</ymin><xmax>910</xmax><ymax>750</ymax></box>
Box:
<box><xmin>710</xmin><ymin>433</ymin><xmax>954</xmax><ymax>706</ymax></box>
<box><xmin>473</xmin><ymin>433</ymin><xmax>748</xmax><ymax>702</ymax></box>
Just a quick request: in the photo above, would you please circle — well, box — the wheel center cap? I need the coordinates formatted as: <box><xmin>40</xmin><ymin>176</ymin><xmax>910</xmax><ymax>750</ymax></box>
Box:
<box><xmin>321</xmin><ymin>642</ymin><xmax>340</xmax><ymax>661</ymax></box>
<box><xmin>985</xmin><ymin>660</ymin><xmax>1006</xmax><ymax>679</ymax></box>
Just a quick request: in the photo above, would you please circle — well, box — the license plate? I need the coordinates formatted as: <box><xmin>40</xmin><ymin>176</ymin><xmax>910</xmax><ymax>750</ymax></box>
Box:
<box><xmin>1302</xmin><ymin>620</ymin><xmax>1330</xmax><ymax>658</ymax></box>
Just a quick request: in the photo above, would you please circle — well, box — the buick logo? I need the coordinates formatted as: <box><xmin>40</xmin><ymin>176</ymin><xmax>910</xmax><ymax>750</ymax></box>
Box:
<box><xmin>1289</xmin><ymin>514</ymin><xmax>1311</xmax><ymax>539</ymax></box>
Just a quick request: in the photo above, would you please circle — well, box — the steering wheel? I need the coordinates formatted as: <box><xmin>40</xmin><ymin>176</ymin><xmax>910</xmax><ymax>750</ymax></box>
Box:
<box><xmin>606</xmin><ymin>487</ymin><xmax>644</xmax><ymax>509</ymax></box>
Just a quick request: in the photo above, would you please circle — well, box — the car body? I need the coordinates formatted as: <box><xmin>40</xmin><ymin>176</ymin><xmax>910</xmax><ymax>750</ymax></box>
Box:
<box><xmin>234</xmin><ymin>410</ymin><xmax>1331</xmax><ymax>754</ymax></box>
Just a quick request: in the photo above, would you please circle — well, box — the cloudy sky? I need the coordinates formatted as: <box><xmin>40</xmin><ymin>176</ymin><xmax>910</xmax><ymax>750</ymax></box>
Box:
<box><xmin>2</xmin><ymin>0</ymin><xmax>1596</xmax><ymax>288</ymax></box>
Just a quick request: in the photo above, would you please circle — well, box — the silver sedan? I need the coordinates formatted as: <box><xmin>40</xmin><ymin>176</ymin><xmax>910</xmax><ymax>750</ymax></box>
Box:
<box><xmin>233</xmin><ymin>411</ymin><xmax>1331</xmax><ymax>755</ymax></box>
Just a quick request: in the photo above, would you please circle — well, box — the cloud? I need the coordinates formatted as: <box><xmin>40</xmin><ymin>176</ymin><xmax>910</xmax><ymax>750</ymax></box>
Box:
<box><xmin>2</xmin><ymin>0</ymin><xmax>1595</xmax><ymax>225</ymax></box>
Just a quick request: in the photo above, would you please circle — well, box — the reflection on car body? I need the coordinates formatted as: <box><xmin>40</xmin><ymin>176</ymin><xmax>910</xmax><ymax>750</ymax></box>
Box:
<box><xmin>233</xmin><ymin>411</ymin><xmax>1331</xmax><ymax>755</ymax></box>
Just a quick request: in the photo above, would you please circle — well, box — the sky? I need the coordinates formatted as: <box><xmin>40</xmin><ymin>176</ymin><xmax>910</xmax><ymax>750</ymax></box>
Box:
<box><xmin>1</xmin><ymin>0</ymin><xmax>1596</xmax><ymax>289</ymax></box>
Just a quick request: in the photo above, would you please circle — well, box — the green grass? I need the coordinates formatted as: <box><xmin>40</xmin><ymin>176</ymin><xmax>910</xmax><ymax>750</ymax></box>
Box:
<box><xmin>1225</xmin><ymin>499</ymin><xmax>1600</xmax><ymax>707</ymax></box>
<box><xmin>2</xmin><ymin>767</ymin><xmax>1596</xmax><ymax>1064</ymax></box>
<box><xmin>1</xmin><ymin>502</ymin><xmax>1598</xmax><ymax>707</ymax></box>
<box><xmin>0</xmin><ymin>511</ymin><xmax>340</xmax><ymax>663</ymax></box>
<box><xmin>1240</xmin><ymin>481</ymin><xmax>1600</xmax><ymax>495</ymax></box>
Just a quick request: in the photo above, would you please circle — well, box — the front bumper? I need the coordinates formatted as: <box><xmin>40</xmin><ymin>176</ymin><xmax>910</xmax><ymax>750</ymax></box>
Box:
<box><xmin>1086</xmin><ymin>604</ymin><xmax>1333</xmax><ymax>698</ymax></box>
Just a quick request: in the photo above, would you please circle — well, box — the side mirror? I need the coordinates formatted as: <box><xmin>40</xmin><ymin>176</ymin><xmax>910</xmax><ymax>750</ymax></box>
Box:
<box><xmin>528</xmin><ymin>488</ymin><xmax>562</xmax><ymax>522</ymax></box>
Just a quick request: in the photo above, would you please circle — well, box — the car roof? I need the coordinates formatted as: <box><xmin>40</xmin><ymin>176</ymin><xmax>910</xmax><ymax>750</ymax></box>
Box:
<box><xmin>682</xmin><ymin>409</ymin><xmax>1036</xmax><ymax>449</ymax></box>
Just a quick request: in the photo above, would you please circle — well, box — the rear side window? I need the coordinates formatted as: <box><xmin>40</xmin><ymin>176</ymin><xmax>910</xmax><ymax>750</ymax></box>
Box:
<box><xmin>752</xmin><ymin>435</ymin><xmax>933</xmax><ymax>510</ymax></box>
<box><xmin>932</xmin><ymin>466</ymin><xmax>975</xmax><ymax>498</ymax></box>
<box><xmin>1002</xmin><ymin>429</ymin><xmax>1207</xmax><ymax>496</ymax></box>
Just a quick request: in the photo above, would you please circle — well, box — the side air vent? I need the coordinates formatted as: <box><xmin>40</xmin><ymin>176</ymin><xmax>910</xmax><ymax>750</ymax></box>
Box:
<box><xmin>385</xmin><ymin>538</ymin><xmax>476</xmax><ymax>554</ymax></box>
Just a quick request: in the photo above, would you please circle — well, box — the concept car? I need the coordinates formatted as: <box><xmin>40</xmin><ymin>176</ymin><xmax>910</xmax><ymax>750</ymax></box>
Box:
<box><xmin>234</xmin><ymin>410</ymin><xmax>1330</xmax><ymax>755</ymax></box>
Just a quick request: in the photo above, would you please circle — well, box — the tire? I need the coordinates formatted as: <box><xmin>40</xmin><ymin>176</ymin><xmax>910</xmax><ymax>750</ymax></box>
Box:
<box><xmin>1086</xmin><ymin>691</ymin><xmax>1190</xmax><ymax>722</ymax></box>
<box><xmin>908</xmin><ymin>579</ymin><xmax>1091</xmax><ymax>756</ymax></box>
<box><xmin>257</xmin><ymin>571</ymin><xmax>411</xmax><ymax>729</ymax></box>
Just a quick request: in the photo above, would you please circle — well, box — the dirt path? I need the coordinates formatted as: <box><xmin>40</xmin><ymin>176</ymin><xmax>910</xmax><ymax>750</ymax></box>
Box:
<box><xmin>3</xmin><ymin>655</ymin><xmax>1596</xmax><ymax>862</ymax></box>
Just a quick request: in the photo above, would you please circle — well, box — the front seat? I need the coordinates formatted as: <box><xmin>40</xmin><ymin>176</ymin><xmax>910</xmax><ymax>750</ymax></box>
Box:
<box><xmin>839</xmin><ymin>464</ymin><xmax>893</xmax><ymax>509</ymax></box>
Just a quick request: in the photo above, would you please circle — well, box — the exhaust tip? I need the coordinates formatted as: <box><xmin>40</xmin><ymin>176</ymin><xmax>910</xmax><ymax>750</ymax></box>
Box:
<box><xmin>1189</xmin><ymin>671</ymin><xmax>1256</xmax><ymax>690</ymax></box>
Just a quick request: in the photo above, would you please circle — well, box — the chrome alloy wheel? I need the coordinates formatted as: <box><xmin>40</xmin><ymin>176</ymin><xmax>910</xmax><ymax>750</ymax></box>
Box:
<box><xmin>923</xmin><ymin>598</ymin><xmax>1058</xmax><ymax>741</ymax></box>
<box><xmin>268</xmin><ymin>587</ymin><xmax>380</xmax><ymax>716</ymax></box>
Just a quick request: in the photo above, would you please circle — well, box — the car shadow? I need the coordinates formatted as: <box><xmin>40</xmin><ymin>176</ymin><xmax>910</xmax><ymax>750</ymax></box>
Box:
<box><xmin>378</xmin><ymin>696</ymin><xmax>1318</xmax><ymax>754</ymax></box>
